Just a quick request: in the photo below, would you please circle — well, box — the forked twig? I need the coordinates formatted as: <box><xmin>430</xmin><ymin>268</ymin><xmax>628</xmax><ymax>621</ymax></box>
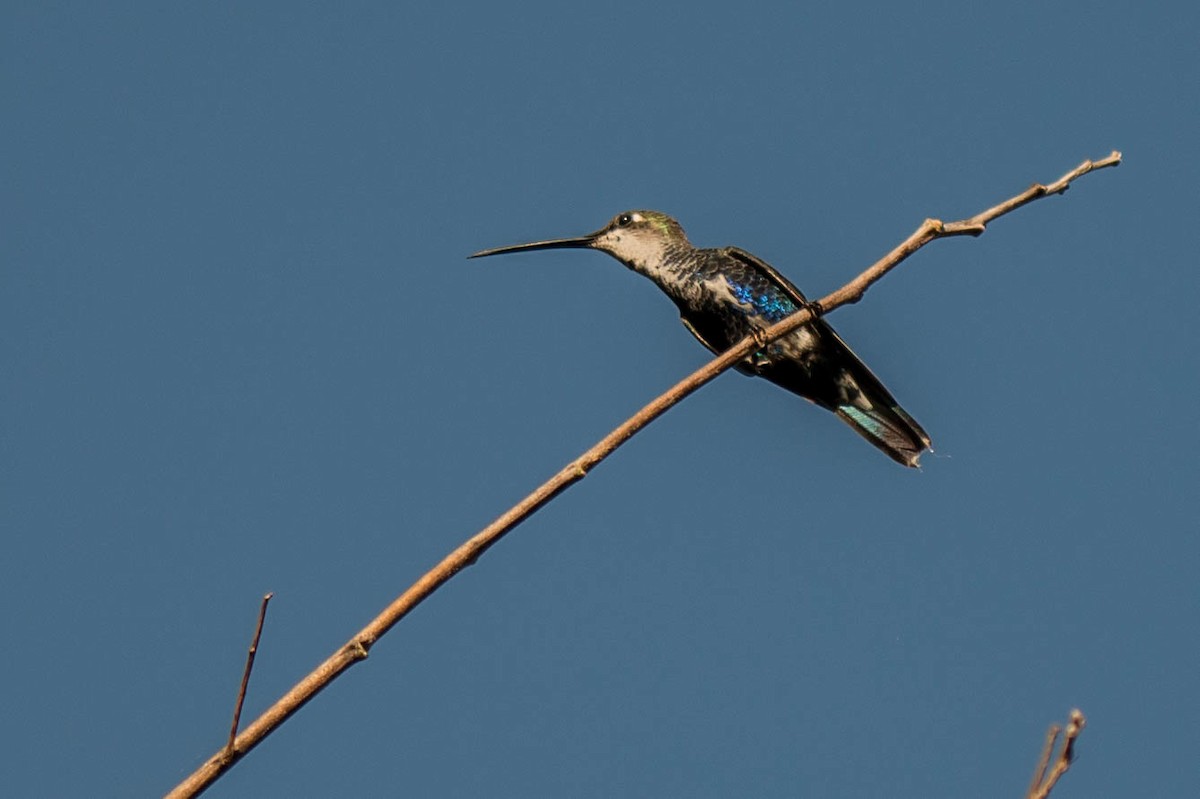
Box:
<box><xmin>1026</xmin><ymin>710</ymin><xmax>1086</xmax><ymax>799</ymax></box>
<box><xmin>166</xmin><ymin>152</ymin><xmax>1120</xmax><ymax>798</ymax></box>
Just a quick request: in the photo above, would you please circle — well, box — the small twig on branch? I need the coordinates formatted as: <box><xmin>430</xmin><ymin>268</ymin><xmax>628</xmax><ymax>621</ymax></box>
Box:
<box><xmin>166</xmin><ymin>152</ymin><xmax>1120</xmax><ymax>798</ymax></box>
<box><xmin>1026</xmin><ymin>709</ymin><xmax>1086</xmax><ymax>799</ymax></box>
<box><xmin>225</xmin><ymin>593</ymin><xmax>274</xmax><ymax>756</ymax></box>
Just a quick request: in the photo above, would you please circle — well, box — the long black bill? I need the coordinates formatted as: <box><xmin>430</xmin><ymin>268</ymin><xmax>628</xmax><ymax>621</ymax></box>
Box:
<box><xmin>469</xmin><ymin>232</ymin><xmax>599</xmax><ymax>259</ymax></box>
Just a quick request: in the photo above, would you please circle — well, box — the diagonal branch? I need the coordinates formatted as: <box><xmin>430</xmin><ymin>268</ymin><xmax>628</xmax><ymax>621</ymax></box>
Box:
<box><xmin>817</xmin><ymin>151</ymin><xmax>1122</xmax><ymax>312</ymax></box>
<box><xmin>165</xmin><ymin>151</ymin><xmax>1120</xmax><ymax>798</ymax></box>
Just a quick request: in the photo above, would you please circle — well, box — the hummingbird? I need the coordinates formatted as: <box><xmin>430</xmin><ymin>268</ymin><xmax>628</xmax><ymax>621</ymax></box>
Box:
<box><xmin>470</xmin><ymin>210</ymin><xmax>931</xmax><ymax>467</ymax></box>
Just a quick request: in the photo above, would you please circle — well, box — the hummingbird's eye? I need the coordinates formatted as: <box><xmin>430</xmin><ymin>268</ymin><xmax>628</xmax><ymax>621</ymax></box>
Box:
<box><xmin>617</xmin><ymin>213</ymin><xmax>632</xmax><ymax>227</ymax></box>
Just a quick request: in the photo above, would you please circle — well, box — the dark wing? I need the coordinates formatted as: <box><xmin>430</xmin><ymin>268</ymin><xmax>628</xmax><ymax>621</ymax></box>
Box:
<box><xmin>720</xmin><ymin>244</ymin><xmax>926</xmax><ymax>460</ymax></box>
<box><xmin>722</xmin><ymin>246</ymin><xmax>814</xmax><ymax>308</ymax></box>
<box><xmin>721</xmin><ymin>247</ymin><xmax>889</xmax><ymax>385</ymax></box>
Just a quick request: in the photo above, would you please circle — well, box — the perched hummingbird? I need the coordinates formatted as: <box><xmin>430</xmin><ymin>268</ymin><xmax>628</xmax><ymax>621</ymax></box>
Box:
<box><xmin>470</xmin><ymin>210</ymin><xmax>930</xmax><ymax>467</ymax></box>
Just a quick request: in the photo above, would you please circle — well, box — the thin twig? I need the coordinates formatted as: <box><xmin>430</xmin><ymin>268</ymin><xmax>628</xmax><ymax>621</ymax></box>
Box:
<box><xmin>165</xmin><ymin>152</ymin><xmax>1120</xmax><ymax>798</ymax></box>
<box><xmin>225</xmin><ymin>593</ymin><xmax>274</xmax><ymax>755</ymax></box>
<box><xmin>1027</xmin><ymin>723</ymin><xmax>1061</xmax><ymax>797</ymax></box>
<box><xmin>1026</xmin><ymin>710</ymin><xmax>1086</xmax><ymax>799</ymax></box>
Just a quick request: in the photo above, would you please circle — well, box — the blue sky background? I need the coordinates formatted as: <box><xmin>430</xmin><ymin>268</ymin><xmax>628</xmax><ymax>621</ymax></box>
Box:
<box><xmin>3</xmin><ymin>3</ymin><xmax>1197</xmax><ymax>797</ymax></box>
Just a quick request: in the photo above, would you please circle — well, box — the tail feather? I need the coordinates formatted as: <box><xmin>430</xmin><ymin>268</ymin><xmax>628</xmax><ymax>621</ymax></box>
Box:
<box><xmin>756</xmin><ymin>319</ymin><xmax>931</xmax><ymax>467</ymax></box>
<box><xmin>835</xmin><ymin>403</ymin><xmax>929</xmax><ymax>468</ymax></box>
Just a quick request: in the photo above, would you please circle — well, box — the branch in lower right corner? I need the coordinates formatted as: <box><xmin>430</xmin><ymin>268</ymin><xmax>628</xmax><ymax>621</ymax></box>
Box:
<box><xmin>1026</xmin><ymin>709</ymin><xmax>1086</xmax><ymax>799</ymax></box>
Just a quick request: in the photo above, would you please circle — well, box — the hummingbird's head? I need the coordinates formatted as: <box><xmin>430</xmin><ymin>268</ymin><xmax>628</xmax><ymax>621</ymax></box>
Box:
<box><xmin>588</xmin><ymin>210</ymin><xmax>690</xmax><ymax>271</ymax></box>
<box><xmin>469</xmin><ymin>210</ymin><xmax>691</xmax><ymax>274</ymax></box>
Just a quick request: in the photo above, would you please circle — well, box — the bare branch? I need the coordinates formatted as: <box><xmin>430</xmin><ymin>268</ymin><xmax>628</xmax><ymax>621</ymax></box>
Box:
<box><xmin>165</xmin><ymin>153</ymin><xmax>1120</xmax><ymax>797</ymax></box>
<box><xmin>1026</xmin><ymin>710</ymin><xmax>1087</xmax><ymax>799</ymax></box>
<box><xmin>819</xmin><ymin>151</ymin><xmax>1122</xmax><ymax>311</ymax></box>
<box><xmin>226</xmin><ymin>593</ymin><xmax>274</xmax><ymax>755</ymax></box>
